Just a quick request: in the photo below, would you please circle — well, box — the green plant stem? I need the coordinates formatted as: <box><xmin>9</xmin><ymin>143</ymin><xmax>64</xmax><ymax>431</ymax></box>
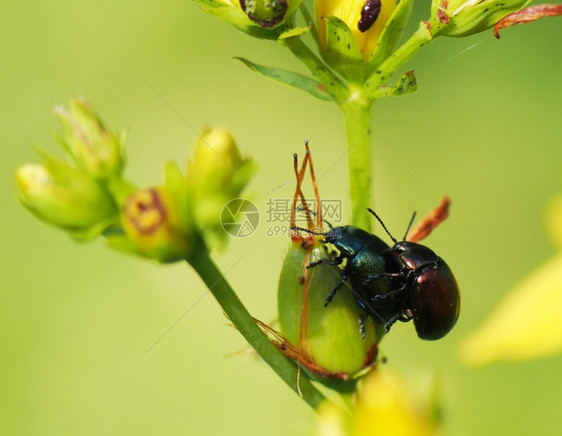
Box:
<box><xmin>340</xmin><ymin>93</ymin><xmax>374</xmax><ymax>232</ymax></box>
<box><xmin>187</xmin><ymin>250</ymin><xmax>328</xmax><ymax>410</ymax></box>
<box><xmin>366</xmin><ymin>22</ymin><xmax>433</xmax><ymax>89</ymax></box>
<box><xmin>337</xmin><ymin>23</ymin><xmax>435</xmax><ymax>230</ymax></box>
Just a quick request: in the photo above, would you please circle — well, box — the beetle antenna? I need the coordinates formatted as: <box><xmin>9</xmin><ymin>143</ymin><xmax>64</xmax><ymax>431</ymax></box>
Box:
<box><xmin>290</xmin><ymin>226</ymin><xmax>326</xmax><ymax>236</ymax></box>
<box><xmin>403</xmin><ymin>211</ymin><xmax>417</xmax><ymax>241</ymax></box>
<box><xmin>367</xmin><ymin>208</ymin><xmax>398</xmax><ymax>244</ymax></box>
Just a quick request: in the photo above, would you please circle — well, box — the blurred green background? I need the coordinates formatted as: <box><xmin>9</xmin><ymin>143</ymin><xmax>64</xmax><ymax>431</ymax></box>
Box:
<box><xmin>1</xmin><ymin>1</ymin><xmax>561</xmax><ymax>435</ymax></box>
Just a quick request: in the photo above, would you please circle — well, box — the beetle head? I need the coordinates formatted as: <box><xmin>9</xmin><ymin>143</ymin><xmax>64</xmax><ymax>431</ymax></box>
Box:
<box><xmin>392</xmin><ymin>241</ymin><xmax>439</xmax><ymax>271</ymax></box>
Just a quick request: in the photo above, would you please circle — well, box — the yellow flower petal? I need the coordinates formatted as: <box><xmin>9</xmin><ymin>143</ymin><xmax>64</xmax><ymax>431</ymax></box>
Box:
<box><xmin>460</xmin><ymin>253</ymin><xmax>562</xmax><ymax>366</ymax></box>
<box><xmin>316</xmin><ymin>370</ymin><xmax>436</xmax><ymax>436</ymax></box>
<box><xmin>352</xmin><ymin>371</ymin><xmax>435</xmax><ymax>436</ymax></box>
<box><xmin>316</xmin><ymin>0</ymin><xmax>396</xmax><ymax>60</ymax></box>
<box><xmin>316</xmin><ymin>402</ymin><xmax>348</xmax><ymax>436</ymax></box>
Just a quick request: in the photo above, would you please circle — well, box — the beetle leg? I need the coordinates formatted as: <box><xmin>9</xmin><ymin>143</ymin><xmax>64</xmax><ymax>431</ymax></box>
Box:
<box><xmin>384</xmin><ymin>314</ymin><xmax>400</xmax><ymax>333</ymax></box>
<box><xmin>307</xmin><ymin>256</ymin><xmax>344</xmax><ymax>269</ymax></box>
<box><xmin>358</xmin><ymin>313</ymin><xmax>367</xmax><ymax>340</ymax></box>
<box><xmin>371</xmin><ymin>284</ymin><xmax>407</xmax><ymax>301</ymax></box>
<box><xmin>384</xmin><ymin>310</ymin><xmax>411</xmax><ymax>333</ymax></box>
<box><xmin>403</xmin><ymin>308</ymin><xmax>414</xmax><ymax>321</ymax></box>
<box><xmin>324</xmin><ymin>272</ymin><xmax>348</xmax><ymax>307</ymax></box>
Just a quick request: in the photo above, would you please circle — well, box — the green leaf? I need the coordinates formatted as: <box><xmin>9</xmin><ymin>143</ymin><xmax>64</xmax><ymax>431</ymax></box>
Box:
<box><xmin>278</xmin><ymin>24</ymin><xmax>310</xmax><ymax>39</ymax></box>
<box><xmin>368</xmin><ymin>0</ymin><xmax>414</xmax><ymax>70</ymax></box>
<box><xmin>368</xmin><ymin>70</ymin><xmax>417</xmax><ymax>99</ymax></box>
<box><xmin>70</xmin><ymin>217</ymin><xmax>119</xmax><ymax>242</ymax></box>
<box><xmin>235</xmin><ymin>57</ymin><xmax>334</xmax><ymax>102</ymax></box>
<box><xmin>323</xmin><ymin>16</ymin><xmax>363</xmax><ymax>80</ymax></box>
<box><xmin>105</xmin><ymin>231</ymin><xmax>146</xmax><ymax>258</ymax></box>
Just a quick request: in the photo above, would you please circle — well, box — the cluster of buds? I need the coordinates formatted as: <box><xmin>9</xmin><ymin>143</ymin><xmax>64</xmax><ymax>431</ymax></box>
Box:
<box><xmin>15</xmin><ymin>98</ymin><xmax>255</xmax><ymax>263</ymax></box>
<box><xmin>15</xmin><ymin>98</ymin><xmax>125</xmax><ymax>240</ymax></box>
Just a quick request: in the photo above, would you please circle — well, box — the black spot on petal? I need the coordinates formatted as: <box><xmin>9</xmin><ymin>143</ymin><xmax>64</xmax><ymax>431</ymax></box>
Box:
<box><xmin>358</xmin><ymin>0</ymin><xmax>382</xmax><ymax>33</ymax></box>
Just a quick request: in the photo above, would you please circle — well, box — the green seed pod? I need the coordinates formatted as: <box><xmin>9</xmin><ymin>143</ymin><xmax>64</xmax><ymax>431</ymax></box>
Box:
<box><xmin>278</xmin><ymin>238</ymin><xmax>378</xmax><ymax>375</ymax></box>
<box><xmin>277</xmin><ymin>144</ymin><xmax>379</xmax><ymax>378</ymax></box>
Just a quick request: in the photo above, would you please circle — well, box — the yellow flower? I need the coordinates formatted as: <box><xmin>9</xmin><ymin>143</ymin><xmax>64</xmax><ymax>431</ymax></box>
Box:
<box><xmin>120</xmin><ymin>187</ymin><xmax>194</xmax><ymax>263</ymax></box>
<box><xmin>460</xmin><ymin>195</ymin><xmax>562</xmax><ymax>366</ymax></box>
<box><xmin>315</xmin><ymin>0</ymin><xmax>396</xmax><ymax>60</ymax></box>
<box><xmin>316</xmin><ymin>370</ymin><xmax>437</xmax><ymax>436</ymax></box>
<box><xmin>460</xmin><ymin>254</ymin><xmax>562</xmax><ymax>366</ymax></box>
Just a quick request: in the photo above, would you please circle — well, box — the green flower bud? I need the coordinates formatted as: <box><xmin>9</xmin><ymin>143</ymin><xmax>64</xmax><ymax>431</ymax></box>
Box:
<box><xmin>188</xmin><ymin>127</ymin><xmax>247</xmax><ymax>193</ymax></box>
<box><xmin>277</xmin><ymin>143</ymin><xmax>379</xmax><ymax>378</ymax></box>
<box><xmin>186</xmin><ymin>127</ymin><xmax>256</xmax><ymax>249</ymax></box>
<box><xmin>278</xmin><ymin>236</ymin><xmax>378</xmax><ymax>376</ymax></box>
<box><xmin>428</xmin><ymin>0</ymin><xmax>531</xmax><ymax>37</ymax></box>
<box><xmin>120</xmin><ymin>187</ymin><xmax>196</xmax><ymax>263</ymax></box>
<box><xmin>54</xmin><ymin>97</ymin><xmax>125</xmax><ymax>179</ymax></box>
<box><xmin>240</xmin><ymin>0</ymin><xmax>289</xmax><ymax>28</ymax></box>
<box><xmin>15</xmin><ymin>160</ymin><xmax>117</xmax><ymax>236</ymax></box>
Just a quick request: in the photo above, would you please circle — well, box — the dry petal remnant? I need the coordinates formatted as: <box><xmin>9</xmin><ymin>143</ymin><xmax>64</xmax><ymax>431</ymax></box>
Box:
<box><xmin>494</xmin><ymin>4</ymin><xmax>562</xmax><ymax>38</ymax></box>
